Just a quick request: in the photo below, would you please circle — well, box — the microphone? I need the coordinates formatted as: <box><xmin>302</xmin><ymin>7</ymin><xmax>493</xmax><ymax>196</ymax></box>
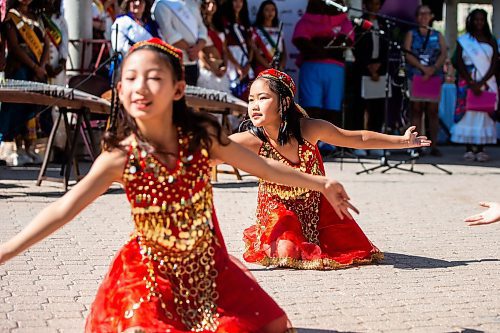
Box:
<box><xmin>324</xmin><ymin>0</ymin><xmax>348</xmax><ymax>13</ymax></box>
<box><xmin>353</xmin><ymin>18</ymin><xmax>374</xmax><ymax>30</ymax></box>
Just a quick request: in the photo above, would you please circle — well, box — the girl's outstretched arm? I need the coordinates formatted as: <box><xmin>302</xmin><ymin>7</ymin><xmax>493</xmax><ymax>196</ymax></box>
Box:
<box><xmin>0</xmin><ymin>150</ymin><xmax>126</xmax><ymax>264</ymax></box>
<box><xmin>303</xmin><ymin>118</ymin><xmax>431</xmax><ymax>150</ymax></box>
<box><xmin>210</xmin><ymin>138</ymin><xmax>358</xmax><ymax>220</ymax></box>
<box><xmin>464</xmin><ymin>202</ymin><xmax>500</xmax><ymax>226</ymax></box>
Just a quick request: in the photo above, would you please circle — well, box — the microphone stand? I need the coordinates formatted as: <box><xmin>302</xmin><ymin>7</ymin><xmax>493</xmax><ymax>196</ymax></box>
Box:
<box><xmin>356</xmin><ymin>22</ymin><xmax>423</xmax><ymax>175</ymax></box>
<box><xmin>326</xmin><ymin>42</ymin><xmax>367</xmax><ymax>171</ymax></box>
<box><xmin>270</xmin><ymin>22</ymin><xmax>284</xmax><ymax>69</ymax></box>
<box><xmin>107</xmin><ymin>25</ymin><xmax>122</xmax><ymax>132</ymax></box>
<box><xmin>353</xmin><ymin>20</ymin><xmax>452</xmax><ymax>175</ymax></box>
<box><xmin>322</xmin><ymin>1</ymin><xmax>452</xmax><ymax>175</ymax></box>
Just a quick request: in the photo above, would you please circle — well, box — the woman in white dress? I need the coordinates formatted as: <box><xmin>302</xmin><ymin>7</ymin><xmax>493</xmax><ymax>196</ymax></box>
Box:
<box><xmin>251</xmin><ymin>0</ymin><xmax>287</xmax><ymax>74</ymax></box>
<box><xmin>111</xmin><ymin>0</ymin><xmax>161</xmax><ymax>55</ymax></box>
<box><xmin>451</xmin><ymin>9</ymin><xmax>498</xmax><ymax>162</ymax></box>
<box><xmin>197</xmin><ymin>0</ymin><xmax>230</xmax><ymax>93</ymax></box>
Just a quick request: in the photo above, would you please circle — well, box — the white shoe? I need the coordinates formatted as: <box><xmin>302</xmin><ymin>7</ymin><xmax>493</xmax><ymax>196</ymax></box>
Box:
<box><xmin>27</xmin><ymin>150</ymin><xmax>43</xmax><ymax>164</ymax></box>
<box><xmin>0</xmin><ymin>141</ymin><xmax>15</xmax><ymax>161</ymax></box>
<box><xmin>6</xmin><ymin>151</ymin><xmax>33</xmax><ymax>166</ymax></box>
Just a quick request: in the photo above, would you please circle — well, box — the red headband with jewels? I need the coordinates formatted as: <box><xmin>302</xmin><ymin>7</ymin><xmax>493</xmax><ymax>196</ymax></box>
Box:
<box><xmin>129</xmin><ymin>37</ymin><xmax>183</xmax><ymax>64</ymax></box>
<box><xmin>256</xmin><ymin>69</ymin><xmax>297</xmax><ymax>97</ymax></box>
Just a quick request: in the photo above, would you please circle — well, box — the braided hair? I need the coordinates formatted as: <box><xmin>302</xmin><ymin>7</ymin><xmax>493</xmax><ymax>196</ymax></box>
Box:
<box><xmin>245</xmin><ymin>77</ymin><xmax>305</xmax><ymax>146</ymax></box>
<box><xmin>466</xmin><ymin>9</ymin><xmax>493</xmax><ymax>41</ymax></box>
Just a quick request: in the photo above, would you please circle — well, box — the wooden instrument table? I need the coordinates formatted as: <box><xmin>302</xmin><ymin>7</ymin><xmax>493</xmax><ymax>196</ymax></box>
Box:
<box><xmin>0</xmin><ymin>79</ymin><xmax>111</xmax><ymax>190</ymax></box>
<box><xmin>0</xmin><ymin>81</ymin><xmax>248</xmax><ymax>188</ymax></box>
<box><xmin>185</xmin><ymin>86</ymin><xmax>247</xmax><ymax>181</ymax></box>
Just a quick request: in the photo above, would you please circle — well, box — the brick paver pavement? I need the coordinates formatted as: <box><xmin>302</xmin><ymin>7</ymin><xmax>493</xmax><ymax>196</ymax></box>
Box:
<box><xmin>1</xmin><ymin>146</ymin><xmax>499</xmax><ymax>332</ymax></box>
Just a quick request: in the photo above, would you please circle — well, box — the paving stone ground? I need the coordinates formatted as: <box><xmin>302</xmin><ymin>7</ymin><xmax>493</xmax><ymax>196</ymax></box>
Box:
<box><xmin>0</xmin><ymin>146</ymin><xmax>499</xmax><ymax>333</ymax></box>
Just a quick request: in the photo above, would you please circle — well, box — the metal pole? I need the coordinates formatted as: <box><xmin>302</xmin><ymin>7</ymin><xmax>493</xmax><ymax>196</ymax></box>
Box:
<box><xmin>444</xmin><ymin>0</ymin><xmax>458</xmax><ymax>56</ymax></box>
<box><xmin>493</xmin><ymin>0</ymin><xmax>500</xmax><ymax>42</ymax></box>
<box><xmin>64</xmin><ymin>0</ymin><xmax>92</xmax><ymax>75</ymax></box>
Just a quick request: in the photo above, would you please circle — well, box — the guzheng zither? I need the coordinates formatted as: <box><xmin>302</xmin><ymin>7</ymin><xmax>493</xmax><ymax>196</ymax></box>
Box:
<box><xmin>0</xmin><ymin>80</ymin><xmax>248</xmax><ymax>115</ymax></box>
<box><xmin>0</xmin><ymin>79</ymin><xmax>111</xmax><ymax>114</ymax></box>
<box><xmin>185</xmin><ymin>85</ymin><xmax>247</xmax><ymax>115</ymax></box>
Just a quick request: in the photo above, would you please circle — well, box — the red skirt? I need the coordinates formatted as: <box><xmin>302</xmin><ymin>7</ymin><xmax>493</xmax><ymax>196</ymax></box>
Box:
<box><xmin>243</xmin><ymin>198</ymin><xmax>383</xmax><ymax>270</ymax></box>
<box><xmin>85</xmin><ymin>239</ymin><xmax>285</xmax><ymax>332</ymax></box>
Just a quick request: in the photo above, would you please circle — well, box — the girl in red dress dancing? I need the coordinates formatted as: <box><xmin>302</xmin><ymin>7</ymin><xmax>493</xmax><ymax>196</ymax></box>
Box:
<box><xmin>0</xmin><ymin>39</ymin><xmax>357</xmax><ymax>332</ymax></box>
<box><xmin>231</xmin><ymin>69</ymin><xmax>431</xmax><ymax>270</ymax></box>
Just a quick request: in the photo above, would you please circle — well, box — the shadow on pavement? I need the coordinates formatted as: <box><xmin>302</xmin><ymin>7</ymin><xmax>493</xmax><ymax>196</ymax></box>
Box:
<box><xmin>382</xmin><ymin>252</ymin><xmax>500</xmax><ymax>269</ymax></box>
<box><xmin>0</xmin><ymin>182</ymin><xmax>27</xmax><ymax>190</ymax></box>
<box><xmin>296</xmin><ymin>329</ymin><xmax>360</xmax><ymax>333</ymax></box>
<box><xmin>447</xmin><ymin>329</ymin><xmax>485</xmax><ymax>333</ymax></box>
<box><xmin>0</xmin><ymin>182</ymin><xmax>124</xmax><ymax>199</ymax></box>
<box><xmin>212</xmin><ymin>181</ymin><xmax>258</xmax><ymax>188</ymax></box>
<box><xmin>323</xmin><ymin>145</ymin><xmax>500</xmax><ymax>170</ymax></box>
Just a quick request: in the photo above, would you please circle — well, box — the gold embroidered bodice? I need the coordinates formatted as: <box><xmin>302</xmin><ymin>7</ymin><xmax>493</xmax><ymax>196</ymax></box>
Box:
<box><xmin>122</xmin><ymin>132</ymin><xmax>220</xmax><ymax>331</ymax></box>
<box><xmin>257</xmin><ymin>139</ymin><xmax>324</xmax><ymax>244</ymax></box>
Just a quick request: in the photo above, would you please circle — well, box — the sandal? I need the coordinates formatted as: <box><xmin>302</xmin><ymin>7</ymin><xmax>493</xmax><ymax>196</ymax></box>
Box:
<box><xmin>476</xmin><ymin>152</ymin><xmax>490</xmax><ymax>162</ymax></box>
<box><xmin>463</xmin><ymin>151</ymin><xmax>475</xmax><ymax>161</ymax></box>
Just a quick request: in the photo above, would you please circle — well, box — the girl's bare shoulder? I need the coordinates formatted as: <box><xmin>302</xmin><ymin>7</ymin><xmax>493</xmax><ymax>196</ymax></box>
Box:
<box><xmin>229</xmin><ymin>131</ymin><xmax>262</xmax><ymax>153</ymax></box>
<box><xmin>300</xmin><ymin>118</ymin><xmax>324</xmax><ymax>143</ymax></box>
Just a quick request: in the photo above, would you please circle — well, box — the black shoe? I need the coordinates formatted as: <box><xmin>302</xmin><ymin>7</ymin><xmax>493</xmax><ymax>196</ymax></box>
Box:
<box><xmin>429</xmin><ymin>148</ymin><xmax>442</xmax><ymax>157</ymax></box>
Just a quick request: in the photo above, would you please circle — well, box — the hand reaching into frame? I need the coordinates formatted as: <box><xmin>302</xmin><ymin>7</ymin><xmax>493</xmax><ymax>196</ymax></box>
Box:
<box><xmin>464</xmin><ymin>202</ymin><xmax>500</xmax><ymax>226</ymax></box>
<box><xmin>403</xmin><ymin>126</ymin><xmax>432</xmax><ymax>148</ymax></box>
<box><xmin>322</xmin><ymin>180</ymin><xmax>359</xmax><ymax>220</ymax></box>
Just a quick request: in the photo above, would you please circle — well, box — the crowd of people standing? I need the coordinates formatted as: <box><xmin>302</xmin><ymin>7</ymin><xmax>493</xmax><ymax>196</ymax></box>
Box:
<box><xmin>0</xmin><ymin>0</ymin><xmax>498</xmax><ymax>167</ymax></box>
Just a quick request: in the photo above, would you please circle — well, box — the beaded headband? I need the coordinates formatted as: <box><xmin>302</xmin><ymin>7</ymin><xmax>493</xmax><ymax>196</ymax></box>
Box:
<box><xmin>256</xmin><ymin>69</ymin><xmax>308</xmax><ymax>117</ymax></box>
<box><xmin>256</xmin><ymin>68</ymin><xmax>297</xmax><ymax>97</ymax></box>
<box><xmin>130</xmin><ymin>37</ymin><xmax>183</xmax><ymax>64</ymax></box>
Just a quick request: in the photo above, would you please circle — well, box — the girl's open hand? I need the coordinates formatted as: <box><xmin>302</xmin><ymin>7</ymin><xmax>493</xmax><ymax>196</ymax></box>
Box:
<box><xmin>403</xmin><ymin>126</ymin><xmax>432</xmax><ymax>148</ymax></box>
<box><xmin>323</xmin><ymin>180</ymin><xmax>359</xmax><ymax>220</ymax></box>
<box><xmin>464</xmin><ymin>202</ymin><xmax>500</xmax><ymax>226</ymax></box>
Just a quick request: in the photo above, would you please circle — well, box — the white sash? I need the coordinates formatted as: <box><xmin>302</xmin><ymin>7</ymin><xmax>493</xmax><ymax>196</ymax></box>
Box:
<box><xmin>115</xmin><ymin>15</ymin><xmax>152</xmax><ymax>45</ymax></box>
<box><xmin>458</xmin><ymin>33</ymin><xmax>497</xmax><ymax>93</ymax></box>
<box><xmin>161</xmin><ymin>0</ymin><xmax>198</xmax><ymax>40</ymax></box>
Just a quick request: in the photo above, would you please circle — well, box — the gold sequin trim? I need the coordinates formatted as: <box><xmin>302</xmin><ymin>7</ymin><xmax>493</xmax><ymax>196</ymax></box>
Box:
<box><xmin>258</xmin><ymin>251</ymin><xmax>384</xmax><ymax>270</ymax></box>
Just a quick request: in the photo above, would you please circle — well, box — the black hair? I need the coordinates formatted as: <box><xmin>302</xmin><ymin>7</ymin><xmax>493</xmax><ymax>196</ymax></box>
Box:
<box><xmin>254</xmin><ymin>0</ymin><xmax>279</xmax><ymax>28</ymax></box>
<box><xmin>466</xmin><ymin>8</ymin><xmax>493</xmax><ymax>41</ymax></box>
<box><xmin>6</xmin><ymin>0</ymin><xmax>43</xmax><ymax>13</ymax></box>
<box><xmin>414</xmin><ymin>4</ymin><xmax>432</xmax><ymax>18</ymax></box>
<box><xmin>102</xmin><ymin>44</ymin><xmax>229</xmax><ymax>155</ymax></box>
<box><xmin>219</xmin><ymin>0</ymin><xmax>250</xmax><ymax>28</ymax></box>
<box><xmin>120</xmin><ymin>0</ymin><xmax>154</xmax><ymax>21</ymax></box>
<box><xmin>200</xmin><ymin>0</ymin><xmax>220</xmax><ymax>30</ymax></box>
<box><xmin>244</xmin><ymin>77</ymin><xmax>305</xmax><ymax>146</ymax></box>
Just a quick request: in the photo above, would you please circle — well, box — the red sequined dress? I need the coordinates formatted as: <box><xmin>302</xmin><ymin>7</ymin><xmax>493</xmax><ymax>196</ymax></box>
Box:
<box><xmin>243</xmin><ymin>139</ymin><xmax>383</xmax><ymax>270</ymax></box>
<box><xmin>85</xmin><ymin>131</ymin><xmax>285</xmax><ymax>332</ymax></box>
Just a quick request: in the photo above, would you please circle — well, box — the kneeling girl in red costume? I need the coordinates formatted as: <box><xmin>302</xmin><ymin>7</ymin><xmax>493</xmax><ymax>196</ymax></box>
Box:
<box><xmin>231</xmin><ymin>69</ymin><xmax>431</xmax><ymax>270</ymax></box>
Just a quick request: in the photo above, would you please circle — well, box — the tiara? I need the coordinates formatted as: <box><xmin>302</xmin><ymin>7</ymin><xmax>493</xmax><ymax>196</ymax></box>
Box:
<box><xmin>130</xmin><ymin>38</ymin><xmax>183</xmax><ymax>63</ymax></box>
<box><xmin>256</xmin><ymin>69</ymin><xmax>297</xmax><ymax>96</ymax></box>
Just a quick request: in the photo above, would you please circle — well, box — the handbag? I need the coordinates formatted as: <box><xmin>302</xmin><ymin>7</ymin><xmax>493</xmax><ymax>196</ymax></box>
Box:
<box><xmin>463</xmin><ymin>41</ymin><xmax>498</xmax><ymax>113</ymax></box>
<box><xmin>411</xmin><ymin>75</ymin><xmax>442</xmax><ymax>101</ymax></box>
<box><xmin>465</xmin><ymin>89</ymin><xmax>497</xmax><ymax>113</ymax></box>
<box><xmin>361</xmin><ymin>75</ymin><xmax>391</xmax><ymax>99</ymax></box>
